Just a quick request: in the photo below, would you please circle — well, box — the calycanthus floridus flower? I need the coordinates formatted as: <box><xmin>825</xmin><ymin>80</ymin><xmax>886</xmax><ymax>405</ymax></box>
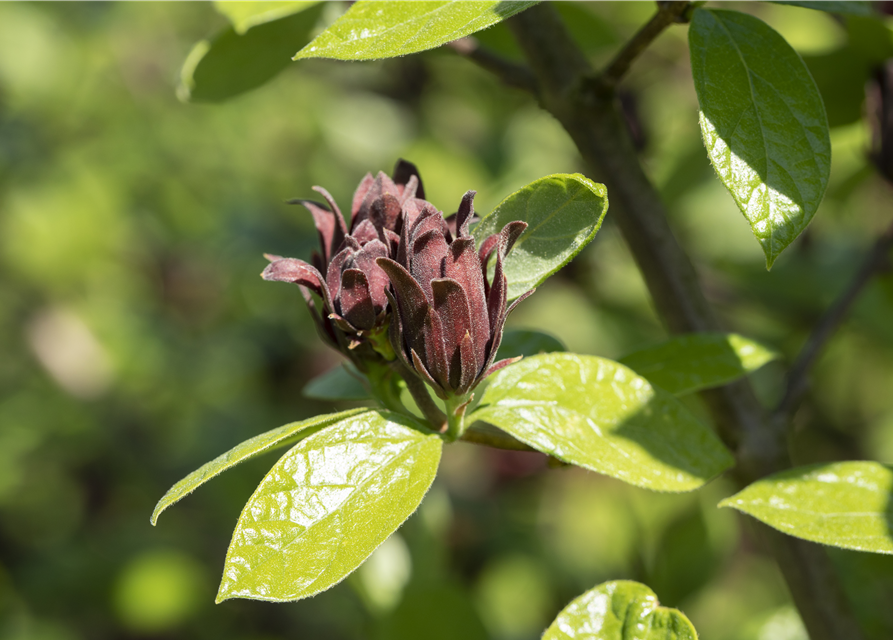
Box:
<box><xmin>376</xmin><ymin>190</ymin><xmax>532</xmax><ymax>402</ymax></box>
<box><xmin>261</xmin><ymin>160</ymin><xmax>429</xmax><ymax>363</ymax></box>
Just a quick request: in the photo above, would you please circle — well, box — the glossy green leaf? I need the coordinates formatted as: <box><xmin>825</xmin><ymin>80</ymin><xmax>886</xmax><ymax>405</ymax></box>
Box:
<box><xmin>214</xmin><ymin>1</ymin><xmax>320</xmax><ymax>35</ymax></box>
<box><xmin>619</xmin><ymin>332</ymin><xmax>778</xmax><ymax>396</ymax></box>
<box><xmin>217</xmin><ymin>410</ymin><xmax>442</xmax><ymax>602</ymax></box>
<box><xmin>543</xmin><ymin>580</ymin><xmax>698</xmax><ymax>640</ymax></box>
<box><xmin>473</xmin><ymin>174</ymin><xmax>608</xmax><ymax>300</ymax></box>
<box><xmin>495</xmin><ymin>328</ymin><xmax>565</xmax><ymax>361</ymax></box>
<box><xmin>303</xmin><ymin>363</ymin><xmax>371</xmax><ymax>401</ymax></box>
<box><xmin>179</xmin><ymin>3</ymin><xmax>325</xmax><ymax>103</ymax></box>
<box><xmin>689</xmin><ymin>9</ymin><xmax>831</xmax><ymax>268</ymax></box>
<box><xmin>720</xmin><ymin>461</ymin><xmax>893</xmax><ymax>554</ymax></box>
<box><xmin>772</xmin><ymin>1</ymin><xmax>874</xmax><ymax>16</ymax></box>
<box><xmin>470</xmin><ymin>353</ymin><xmax>734</xmax><ymax>492</ymax></box>
<box><xmin>293</xmin><ymin>0</ymin><xmax>538</xmax><ymax>61</ymax></box>
<box><xmin>151</xmin><ymin>408</ymin><xmax>369</xmax><ymax>525</ymax></box>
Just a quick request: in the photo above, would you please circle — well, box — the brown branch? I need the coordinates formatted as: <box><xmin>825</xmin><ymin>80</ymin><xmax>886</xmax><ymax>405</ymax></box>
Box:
<box><xmin>596</xmin><ymin>1</ymin><xmax>691</xmax><ymax>91</ymax></box>
<box><xmin>503</xmin><ymin>5</ymin><xmax>866</xmax><ymax>640</ymax></box>
<box><xmin>448</xmin><ymin>37</ymin><xmax>538</xmax><ymax>95</ymax></box>
<box><xmin>775</xmin><ymin>219</ymin><xmax>893</xmax><ymax>421</ymax></box>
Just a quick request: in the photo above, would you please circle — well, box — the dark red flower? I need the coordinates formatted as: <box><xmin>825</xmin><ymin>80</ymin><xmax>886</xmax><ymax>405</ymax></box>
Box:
<box><xmin>262</xmin><ymin>160</ymin><xmax>427</xmax><ymax>356</ymax></box>
<box><xmin>377</xmin><ymin>190</ymin><xmax>531</xmax><ymax>399</ymax></box>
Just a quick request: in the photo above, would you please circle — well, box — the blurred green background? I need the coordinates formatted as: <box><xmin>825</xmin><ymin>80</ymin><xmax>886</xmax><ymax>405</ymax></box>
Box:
<box><xmin>1</xmin><ymin>2</ymin><xmax>893</xmax><ymax>639</ymax></box>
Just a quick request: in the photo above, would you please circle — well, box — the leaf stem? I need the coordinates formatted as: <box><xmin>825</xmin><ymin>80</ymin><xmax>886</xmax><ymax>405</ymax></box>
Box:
<box><xmin>775</xmin><ymin>218</ymin><xmax>893</xmax><ymax>422</ymax></box>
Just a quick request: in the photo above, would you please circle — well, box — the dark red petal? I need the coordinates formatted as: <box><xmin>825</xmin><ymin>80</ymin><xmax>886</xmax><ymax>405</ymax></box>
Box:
<box><xmin>482</xmin><ymin>356</ymin><xmax>523</xmax><ymax>380</ymax></box>
<box><xmin>444</xmin><ymin>238</ymin><xmax>489</xmax><ymax>367</ymax></box>
<box><xmin>431</xmin><ymin>278</ymin><xmax>475</xmax><ymax>389</ymax></box>
<box><xmin>411</xmin><ymin>348</ymin><xmax>443</xmax><ymax>396</ymax></box>
<box><xmin>288</xmin><ymin>199</ymin><xmax>342</xmax><ymax>266</ymax></box>
<box><xmin>487</xmin><ymin>245</ymin><xmax>508</xmax><ymax>339</ymax></box>
<box><xmin>328</xmin><ymin>312</ymin><xmax>357</xmax><ymax>333</ymax></box>
<box><xmin>392</xmin><ymin>158</ymin><xmax>425</xmax><ymax>199</ymax></box>
<box><xmin>420</xmin><ymin>307</ymin><xmax>450</xmax><ymax>391</ymax></box>
<box><xmin>376</xmin><ymin>257</ymin><xmax>430</xmax><ymax>341</ymax></box>
<box><xmin>370</xmin><ymin>192</ymin><xmax>403</xmax><ymax>235</ymax></box>
<box><xmin>352</xmin><ymin>240</ymin><xmax>390</xmax><ymax>313</ymax></box>
<box><xmin>326</xmin><ymin>248</ymin><xmax>352</xmax><ymax>305</ymax></box>
<box><xmin>500</xmin><ymin>220</ymin><xmax>528</xmax><ymax>256</ymax></box>
<box><xmin>351</xmin><ymin>219</ymin><xmax>379</xmax><ymax>246</ymax></box>
<box><xmin>455</xmin><ymin>190</ymin><xmax>476</xmax><ymax>238</ymax></box>
<box><xmin>263</xmin><ymin>253</ymin><xmax>285</xmax><ymax>262</ymax></box>
<box><xmin>339</xmin><ymin>269</ymin><xmax>377</xmax><ymax>331</ymax></box>
<box><xmin>456</xmin><ymin>331</ymin><xmax>477</xmax><ymax>394</ymax></box>
<box><xmin>312</xmin><ymin>186</ymin><xmax>348</xmax><ymax>237</ymax></box>
<box><xmin>410</xmin><ymin>229</ymin><xmax>449</xmax><ymax>301</ymax></box>
<box><xmin>408</xmin><ymin>205</ymin><xmax>448</xmax><ymax>246</ymax></box>
<box><xmin>385</xmin><ymin>289</ymin><xmax>413</xmax><ymax>370</ymax></box>
<box><xmin>262</xmin><ymin>258</ymin><xmax>331</xmax><ymax>302</ymax></box>
<box><xmin>351</xmin><ymin>173</ymin><xmax>375</xmax><ymax>222</ymax></box>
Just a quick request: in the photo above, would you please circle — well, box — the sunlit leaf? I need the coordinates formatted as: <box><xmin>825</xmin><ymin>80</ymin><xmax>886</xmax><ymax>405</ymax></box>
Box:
<box><xmin>772</xmin><ymin>1</ymin><xmax>874</xmax><ymax>16</ymax></box>
<box><xmin>619</xmin><ymin>332</ymin><xmax>778</xmax><ymax>396</ymax></box>
<box><xmin>179</xmin><ymin>3</ymin><xmax>325</xmax><ymax>103</ymax></box>
<box><xmin>720</xmin><ymin>461</ymin><xmax>893</xmax><ymax>554</ymax></box>
<box><xmin>294</xmin><ymin>0</ymin><xmax>538</xmax><ymax>61</ymax></box>
<box><xmin>473</xmin><ymin>174</ymin><xmax>608</xmax><ymax>300</ymax></box>
<box><xmin>470</xmin><ymin>353</ymin><xmax>734</xmax><ymax>492</ymax></box>
<box><xmin>303</xmin><ymin>363</ymin><xmax>371</xmax><ymax>401</ymax></box>
<box><xmin>689</xmin><ymin>8</ymin><xmax>831</xmax><ymax>268</ymax></box>
<box><xmin>214</xmin><ymin>1</ymin><xmax>320</xmax><ymax>35</ymax></box>
<box><xmin>543</xmin><ymin>580</ymin><xmax>698</xmax><ymax>640</ymax></box>
<box><xmin>495</xmin><ymin>328</ymin><xmax>565</xmax><ymax>360</ymax></box>
<box><xmin>217</xmin><ymin>410</ymin><xmax>442</xmax><ymax>602</ymax></box>
<box><xmin>151</xmin><ymin>408</ymin><xmax>369</xmax><ymax>525</ymax></box>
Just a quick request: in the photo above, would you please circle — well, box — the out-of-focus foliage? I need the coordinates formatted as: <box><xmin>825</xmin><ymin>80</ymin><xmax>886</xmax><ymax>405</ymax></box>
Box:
<box><xmin>1</xmin><ymin>2</ymin><xmax>892</xmax><ymax>640</ymax></box>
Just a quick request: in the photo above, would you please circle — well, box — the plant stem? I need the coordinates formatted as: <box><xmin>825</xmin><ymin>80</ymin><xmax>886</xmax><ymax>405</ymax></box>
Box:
<box><xmin>391</xmin><ymin>360</ymin><xmax>448</xmax><ymax>433</ymax></box>
<box><xmin>595</xmin><ymin>1</ymin><xmax>691</xmax><ymax>91</ymax></box>
<box><xmin>774</xmin><ymin>219</ymin><xmax>893</xmax><ymax>422</ymax></box>
<box><xmin>503</xmin><ymin>5</ymin><xmax>865</xmax><ymax>639</ymax></box>
<box><xmin>447</xmin><ymin>37</ymin><xmax>538</xmax><ymax>95</ymax></box>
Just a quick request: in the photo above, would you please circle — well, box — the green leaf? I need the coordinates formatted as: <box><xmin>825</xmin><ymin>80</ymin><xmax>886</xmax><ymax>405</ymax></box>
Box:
<box><xmin>294</xmin><ymin>0</ymin><xmax>538</xmax><ymax>61</ymax></box>
<box><xmin>470</xmin><ymin>353</ymin><xmax>734</xmax><ymax>492</ymax></box>
<box><xmin>689</xmin><ymin>9</ymin><xmax>831</xmax><ymax>268</ymax></box>
<box><xmin>303</xmin><ymin>363</ymin><xmax>371</xmax><ymax>401</ymax></box>
<box><xmin>543</xmin><ymin>580</ymin><xmax>699</xmax><ymax>640</ymax></box>
<box><xmin>720</xmin><ymin>461</ymin><xmax>893</xmax><ymax>554</ymax></box>
<box><xmin>151</xmin><ymin>408</ymin><xmax>369</xmax><ymax>525</ymax></box>
<box><xmin>619</xmin><ymin>332</ymin><xmax>779</xmax><ymax>396</ymax></box>
<box><xmin>179</xmin><ymin>2</ymin><xmax>325</xmax><ymax>103</ymax></box>
<box><xmin>772</xmin><ymin>1</ymin><xmax>874</xmax><ymax>16</ymax></box>
<box><xmin>473</xmin><ymin>174</ymin><xmax>608</xmax><ymax>301</ymax></box>
<box><xmin>494</xmin><ymin>328</ymin><xmax>565</xmax><ymax>361</ymax></box>
<box><xmin>216</xmin><ymin>410</ymin><xmax>442</xmax><ymax>602</ymax></box>
<box><xmin>214</xmin><ymin>1</ymin><xmax>321</xmax><ymax>35</ymax></box>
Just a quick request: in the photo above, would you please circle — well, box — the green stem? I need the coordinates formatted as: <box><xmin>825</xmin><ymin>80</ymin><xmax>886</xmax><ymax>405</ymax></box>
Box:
<box><xmin>391</xmin><ymin>361</ymin><xmax>448</xmax><ymax>433</ymax></box>
<box><xmin>444</xmin><ymin>394</ymin><xmax>471</xmax><ymax>442</ymax></box>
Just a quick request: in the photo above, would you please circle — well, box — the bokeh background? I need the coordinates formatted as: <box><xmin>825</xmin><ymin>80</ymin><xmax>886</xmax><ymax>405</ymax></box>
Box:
<box><xmin>2</xmin><ymin>2</ymin><xmax>893</xmax><ymax>639</ymax></box>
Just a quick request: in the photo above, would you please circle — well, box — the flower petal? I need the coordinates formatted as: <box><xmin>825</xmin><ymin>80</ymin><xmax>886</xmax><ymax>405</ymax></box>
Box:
<box><xmin>339</xmin><ymin>269</ymin><xmax>377</xmax><ymax>331</ymax></box>
<box><xmin>351</xmin><ymin>173</ymin><xmax>375</xmax><ymax>221</ymax></box>
<box><xmin>370</xmin><ymin>192</ymin><xmax>402</xmax><ymax>235</ymax></box>
<box><xmin>352</xmin><ymin>240</ymin><xmax>390</xmax><ymax>313</ymax></box>
<box><xmin>392</xmin><ymin>158</ymin><xmax>426</xmax><ymax>199</ymax></box>
<box><xmin>431</xmin><ymin>278</ymin><xmax>475</xmax><ymax>389</ymax></box>
<box><xmin>454</xmin><ymin>190</ymin><xmax>476</xmax><ymax>239</ymax></box>
<box><xmin>287</xmin><ymin>199</ymin><xmax>344</xmax><ymax>267</ymax></box>
<box><xmin>410</xmin><ymin>229</ymin><xmax>449</xmax><ymax>301</ymax></box>
<box><xmin>444</xmin><ymin>238</ymin><xmax>489</xmax><ymax>368</ymax></box>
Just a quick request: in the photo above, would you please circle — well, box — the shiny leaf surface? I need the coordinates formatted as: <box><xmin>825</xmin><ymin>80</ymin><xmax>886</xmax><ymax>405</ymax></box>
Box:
<box><xmin>214</xmin><ymin>1</ymin><xmax>320</xmax><ymax>34</ymax></box>
<box><xmin>772</xmin><ymin>1</ymin><xmax>874</xmax><ymax>15</ymax></box>
<box><xmin>180</xmin><ymin>3</ymin><xmax>325</xmax><ymax>103</ymax></box>
<box><xmin>473</xmin><ymin>174</ymin><xmax>608</xmax><ymax>300</ymax></box>
<box><xmin>303</xmin><ymin>363</ymin><xmax>371</xmax><ymax>401</ymax></box>
<box><xmin>151</xmin><ymin>408</ymin><xmax>369</xmax><ymax>525</ymax></box>
<box><xmin>619</xmin><ymin>332</ymin><xmax>778</xmax><ymax>396</ymax></box>
<box><xmin>720</xmin><ymin>461</ymin><xmax>893</xmax><ymax>554</ymax></box>
<box><xmin>217</xmin><ymin>410</ymin><xmax>442</xmax><ymax>602</ymax></box>
<box><xmin>689</xmin><ymin>9</ymin><xmax>831</xmax><ymax>268</ymax></box>
<box><xmin>543</xmin><ymin>580</ymin><xmax>698</xmax><ymax>640</ymax></box>
<box><xmin>495</xmin><ymin>328</ymin><xmax>565</xmax><ymax>360</ymax></box>
<box><xmin>293</xmin><ymin>0</ymin><xmax>538</xmax><ymax>61</ymax></box>
<box><xmin>470</xmin><ymin>354</ymin><xmax>734</xmax><ymax>492</ymax></box>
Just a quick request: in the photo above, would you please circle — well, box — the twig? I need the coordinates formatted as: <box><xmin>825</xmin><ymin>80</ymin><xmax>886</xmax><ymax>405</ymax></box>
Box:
<box><xmin>447</xmin><ymin>37</ymin><xmax>538</xmax><ymax>95</ymax></box>
<box><xmin>595</xmin><ymin>1</ymin><xmax>691</xmax><ymax>92</ymax></box>
<box><xmin>503</xmin><ymin>5</ymin><xmax>866</xmax><ymax>639</ymax></box>
<box><xmin>775</xmin><ymin>219</ymin><xmax>893</xmax><ymax>420</ymax></box>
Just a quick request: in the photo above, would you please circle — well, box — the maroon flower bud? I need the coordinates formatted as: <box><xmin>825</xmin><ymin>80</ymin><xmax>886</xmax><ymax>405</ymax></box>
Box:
<box><xmin>376</xmin><ymin>190</ymin><xmax>532</xmax><ymax>399</ymax></box>
<box><xmin>262</xmin><ymin>160</ymin><xmax>434</xmax><ymax>360</ymax></box>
